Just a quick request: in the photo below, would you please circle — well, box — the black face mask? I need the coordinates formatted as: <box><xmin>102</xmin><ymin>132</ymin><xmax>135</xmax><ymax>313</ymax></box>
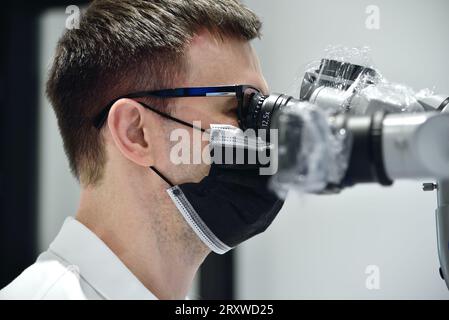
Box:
<box><xmin>144</xmin><ymin>102</ymin><xmax>285</xmax><ymax>254</ymax></box>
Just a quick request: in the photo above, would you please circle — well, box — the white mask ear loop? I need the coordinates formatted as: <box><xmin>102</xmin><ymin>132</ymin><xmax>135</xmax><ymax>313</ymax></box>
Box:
<box><xmin>150</xmin><ymin>166</ymin><xmax>232</xmax><ymax>255</ymax></box>
<box><xmin>166</xmin><ymin>184</ymin><xmax>232</xmax><ymax>255</ymax></box>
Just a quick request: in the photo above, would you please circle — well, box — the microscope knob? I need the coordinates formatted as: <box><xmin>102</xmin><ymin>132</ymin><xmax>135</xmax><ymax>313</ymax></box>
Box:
<box><xmin>423</xmin><ymin>182</ymin><xmax>438</xmax><ymax>191</ymax></box>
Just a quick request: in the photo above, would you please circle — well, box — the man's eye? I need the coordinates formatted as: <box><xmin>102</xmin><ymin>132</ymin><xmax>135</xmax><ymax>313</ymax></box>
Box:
<box><xmin>217</xmin><ymin>97</ymin><xmax>238</xmax><ymax>116</ymax></box>
<box><xmin>227</xmin><ymin>106</ymin><xmax>238</xmax><ymax>116</ymax></box>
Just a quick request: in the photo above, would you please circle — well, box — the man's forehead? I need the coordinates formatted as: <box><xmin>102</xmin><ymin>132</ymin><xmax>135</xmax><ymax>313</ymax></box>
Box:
<box><xmin>185</xmin><ymin>31</ymin><xmax>260</xmax><ymax>86</ymax></box>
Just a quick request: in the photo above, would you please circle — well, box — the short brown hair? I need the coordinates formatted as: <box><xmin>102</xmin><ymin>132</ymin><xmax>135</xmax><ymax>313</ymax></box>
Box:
<box><xmin>46</xmin><ymin>0</ymin><xmax>262</xmax><ymax>186</ymax></box>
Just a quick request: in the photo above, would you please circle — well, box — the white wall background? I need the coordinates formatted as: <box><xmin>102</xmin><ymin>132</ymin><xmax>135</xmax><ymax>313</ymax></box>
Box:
<box><xmin>38</xmin><ymin>9</ymin><xmax>80</xmax><ymax>254</ymax></box>
<box><xmin>238</xmin><ymin>0</ymin><xmax>449</xmax><ymax>299</ymax></box>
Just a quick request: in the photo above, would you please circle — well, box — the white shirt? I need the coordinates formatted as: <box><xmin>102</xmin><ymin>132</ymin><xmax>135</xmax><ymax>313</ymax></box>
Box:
<box><xmin>0</xmin><ymin>217</ymin><xmax>157</xmax><ymax>300</ymax></box>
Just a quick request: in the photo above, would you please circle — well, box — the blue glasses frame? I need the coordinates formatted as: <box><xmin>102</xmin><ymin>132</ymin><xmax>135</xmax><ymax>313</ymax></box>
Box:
<box><xmin>92</xmin><ymin>84</ymin><xmax>260</xmax><ymax>129</ymax></box>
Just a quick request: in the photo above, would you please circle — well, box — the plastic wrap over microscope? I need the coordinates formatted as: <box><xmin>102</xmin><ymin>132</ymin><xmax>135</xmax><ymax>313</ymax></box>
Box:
<box><xmin>250</xmin><ymin>49</ymin><xmax>449</xmax><ymax>289</ymax></box>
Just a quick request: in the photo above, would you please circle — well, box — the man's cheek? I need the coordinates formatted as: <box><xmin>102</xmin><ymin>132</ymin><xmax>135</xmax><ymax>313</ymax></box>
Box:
<box><xmin>214</xmin><ymin>114</ymin><xmax>239</xmax><ymax>128</ymax></box>
<box><xmin>167</xmin><ymin>126</ymin><xmax>211</xmax><ymax>166</ymax></box>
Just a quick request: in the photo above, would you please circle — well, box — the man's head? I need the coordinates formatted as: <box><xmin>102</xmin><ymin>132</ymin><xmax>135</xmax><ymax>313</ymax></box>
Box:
<box><xmin>47</xmin><ymin>0</ymin><xmax>266</xmax><ymax>187</ymax></box>
<box><xmin>46</xmin><ymin>2</ymin><xmax>281</xmax><ymax>293</ymax></box>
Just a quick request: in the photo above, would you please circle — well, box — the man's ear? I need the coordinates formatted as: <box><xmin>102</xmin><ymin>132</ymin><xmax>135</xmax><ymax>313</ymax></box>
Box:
<box><xmin>107</xmin><ymin>98</ymin><xmax>153</xmax><ymax>167</ymax></box>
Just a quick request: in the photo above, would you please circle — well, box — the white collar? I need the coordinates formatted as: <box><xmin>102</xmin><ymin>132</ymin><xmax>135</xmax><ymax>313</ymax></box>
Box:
<box><xmin>48</xmin><ymin>217</ymin><xmax>158</xmax><ymax>300</ymax></box>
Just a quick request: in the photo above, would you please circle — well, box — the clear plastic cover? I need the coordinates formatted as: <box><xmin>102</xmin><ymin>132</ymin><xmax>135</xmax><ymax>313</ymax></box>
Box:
<box><xmin>299</xmin><ymin>45</ymin><xmax>427</xmax><ymax>115</ymax></box>
<box><xmin>271</xmin><ymin>46</ymin><xmax>436</xmax><ymax>197</ymax></box>
<box><xmin>270</xmin><ymin>102</ymin><xmax>352</xmax><ymax>197</ymax></box>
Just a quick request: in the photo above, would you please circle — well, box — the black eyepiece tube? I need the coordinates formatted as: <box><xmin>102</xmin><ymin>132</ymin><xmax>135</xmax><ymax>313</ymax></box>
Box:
<box><xmin>340</xmin><ymin>111</ymin><xmax>393</xmax><ymax>187</ymax></box>
<box><xmin>241</xmin><ymin>92</ymin><xmax>394</xmax><ymax>191</ymax></box>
